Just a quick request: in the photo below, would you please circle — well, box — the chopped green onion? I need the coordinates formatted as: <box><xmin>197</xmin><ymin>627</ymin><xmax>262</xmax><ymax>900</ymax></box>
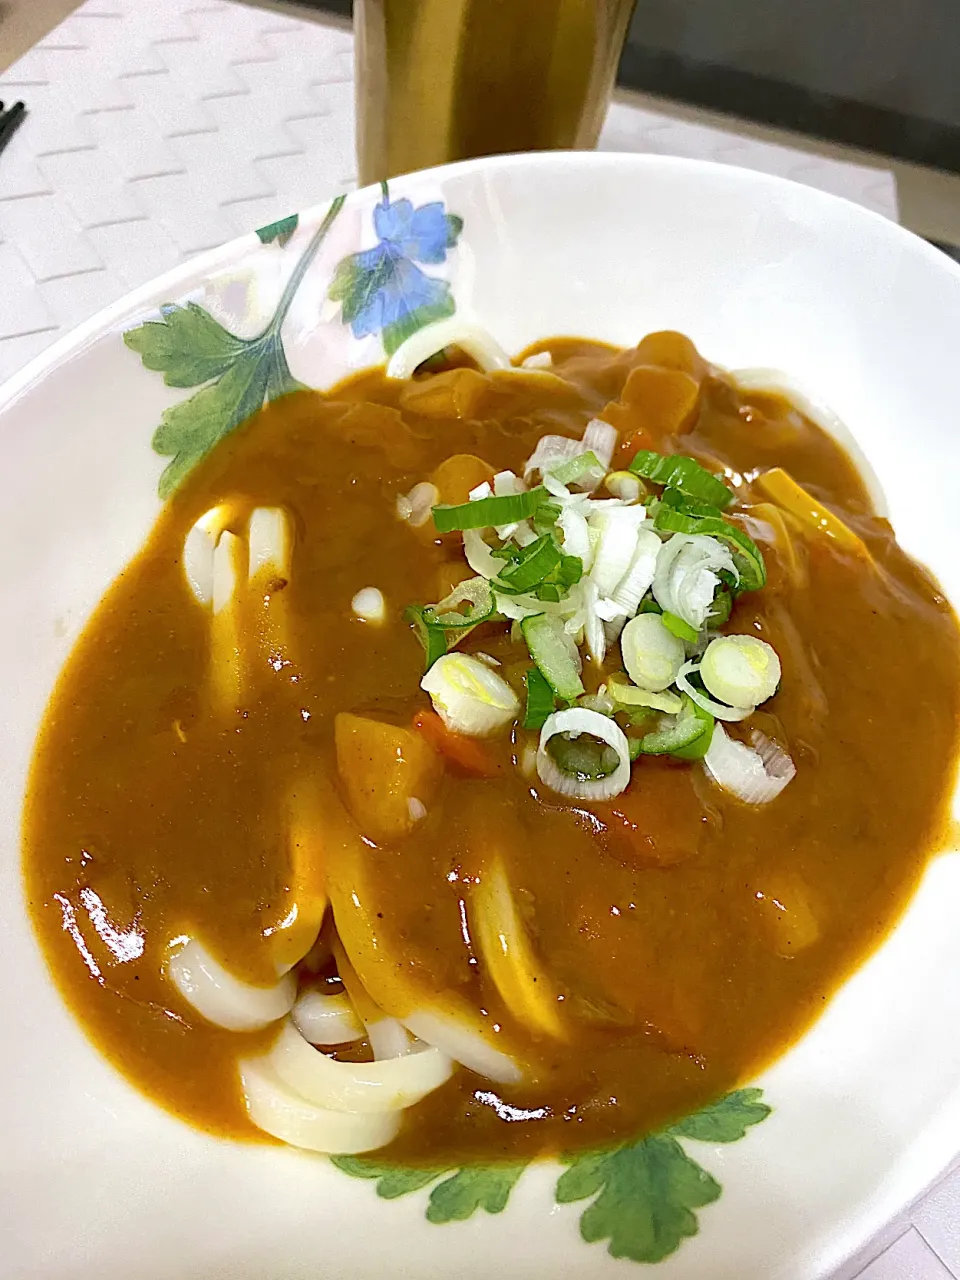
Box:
<box><xmin>490</xmin><ymin>543</ymin><xmax>522</xmax><ymax>562</ymax></box>
<box><xmin>549</xmin><ymin>451</ymin><xmax>606</xmax><ymax>488</ymax></box>
<box><xmin>654</xmin><ymin>505</ymin><xmax>766</xmax><ymax>591</ymax></box>
<box><xmin>661</xmin><ymin>610</ymin><xmax>699</xmax><ymax>643</ymax></box>
<box><xmin>629</xmin><ymin>450</ymin><xmax>733</xmax><ymax>509</ymax></box>
<box><xmin>706</xmin><ymin>588</ymin><xmax>733</xmax><ymax>628</ymax></box>
<box><xmin>523</xmin><ymin>667</ymin><xmax>556</xmax><ymax>730</ymax></box>
<box><xmin>432</xmin><ymin>486</ymin><xmax>550</xmax><ymax>533</ymax></box>
<box><xmin>700</xmin><ymin>634</ymin><xmax>781</xmax><ymax>708</ymax></box>
<box><xmin>423</xmin><ymin>576</ymin><xmax>495</xmax><ymax>630</ymax></box>
<box><xmin>558</xmin><ymin>555</ymin><xmax>583</xmax><ymax>587</ymax></box>
<box><xmin>628</xmin><ymin>706</ymin><xmax>656</xmax><ymax>725</ymax></box>
<box><xmin>607</xmin><ymin>672</ymin><xmax>682</xmax><ymax>714</ymax></box>
<box><xmin>494</xmin><ymin>535</ymin><xmax>561</xmax><ymax>593</ymax></box>
<box><xmin>520</xmin><ymin>613</ymin><xmax>585</xmax><ymax>701</ymax></box>
<box><xmin>638</xmin><ymin>597</ymin><xmax>663</xmax><ymax>615</ymax></box>
<box><xmin>620</xmin><ymin>613</ymin><xmax>685</xmax><ymax>693</ymax></box>
<box><xmin>532</xmin><ymin>501</ymin><xmax>562</xmax><ymax>535</ymax></box>
<box><xmin>658</xmin><ymin>486</ymin><xmax>723</xmax><ymax>519</ymax></box>
<box><xmin>495</xmin><ymin>539</ymin><xmax>582</xmax><ymax>599</ymax></box>
<box><xmin>547</xmin><ymin>733</ymin><xmax>620</xmax><ymax>780</ymax></box>
<box><xmin>636</xmin><ymin>694</ymin><xmax>715</xmax><ymax>759</ymax></box>
<box><xmin>404</xmin><ymin>605</ymin><xmax>448</xmax><ymax>671</ymax></box>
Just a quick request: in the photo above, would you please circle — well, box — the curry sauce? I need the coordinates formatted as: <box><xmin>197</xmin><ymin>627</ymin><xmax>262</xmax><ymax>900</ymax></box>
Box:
<box><xmin>23</xmin><ymin>335</ymin><xmax>960</xmax><ymax>1162</ymax></box>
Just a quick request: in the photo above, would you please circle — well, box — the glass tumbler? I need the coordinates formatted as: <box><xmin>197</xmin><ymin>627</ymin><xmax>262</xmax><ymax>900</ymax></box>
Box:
<box><xmin>354</xmin><ymin>0</ymin><xmax>638</xmax><ymax>185</ymax></box>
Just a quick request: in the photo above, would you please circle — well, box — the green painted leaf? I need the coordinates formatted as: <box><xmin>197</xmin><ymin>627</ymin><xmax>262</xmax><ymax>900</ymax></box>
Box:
<box><xmin>330</xmin><ymin>1156</ymin><xmax>528</xmax><ymax>1223</ymax></box>
<box><xmin>557</xmin><ymin>1134</ymin><xmax>721</xmax><ymax>1264</ymax></box>
<box><xmin>329</xmin><ymin>1156</ymin><xmax>446</xmax><ymax>1200</ymax></box>
<box><xmin>152</xmin><ymin>351</ymin><xmax>269</xmax><ymax>498</ymax></box>
<box><xmin>328</xmin><ymin>252</ymin><xmax>396</xmax><ymax>328</ymax></box>
<box><xmin>669</xmin><ymin>1088</ymin><xmax>772</xmax><ymax>1143</ymax></box>
<box><xmin>381</xmin><ymin>292</ymin><xmax>455</xmax><ymax>357</ymax></box>
<box><xmin>124</xmin><ymin>303</ymin><xmax>248</xmax><ymax>388</ymax></box>
<box><xmin>261</xmin><ymin>332</ymin><xmax>306</xmax><ymax>402</ymax></box>
<box><xmin>256</xmin><ymin>213</ymin><xmax>299</xmax><ymax>246</ymax></box>
<box><xmin>426</xmin><ymin>1164</ymin><xmax>528</xmax><ymax>1224</ymax></box>
<box><xmin>445</xmin><ymin>213</ymin><xmax>464</xmax><ymax>247</ymax></box>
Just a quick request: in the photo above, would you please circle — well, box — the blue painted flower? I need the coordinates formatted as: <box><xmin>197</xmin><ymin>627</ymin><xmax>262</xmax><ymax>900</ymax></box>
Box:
<box><xmin>328</xmin><ymin>188</ymin><xmax>464</xmax><ymax>355</ymax></box>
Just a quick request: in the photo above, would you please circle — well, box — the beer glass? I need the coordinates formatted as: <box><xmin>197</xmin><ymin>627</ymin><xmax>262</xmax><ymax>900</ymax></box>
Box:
<box><xmin>355</xmin><ymin>0</ymin><xmax>638</xmax><ymax>185</ymax></box>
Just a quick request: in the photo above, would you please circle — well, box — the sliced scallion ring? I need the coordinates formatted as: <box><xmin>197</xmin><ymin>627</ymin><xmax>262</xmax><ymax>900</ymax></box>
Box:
<box><xmin>404</xmin><ymin>605</ymin><xmax>449</xmax><ymax>671</ymax></box>
<box><xmin>522</xmin><ymin>667</ymin><xmax>556</xmax><ymax>730</ymax></box>
<box><xmin>700</xmin><ymin>634</ymin><xmax>781</xmax><ymax>708</ymax></box>
<box><xmin>606</xmin><ymin>672</ymin><xmax>682</xmax><ymax>715</ymax></box>
<box><xmin>548</xmin><ymin>451</ymin><xmax>606</xmax><ymax>490</ymax></box>
<box><xmin>636</xmin><ymin>694</ymin><xmax>714</xmax><ymax>758</ymax></box>
<box><xmin>661</xmin><ymin>611</ymin><xmax>699</xmax><ymax>643</ymax></box>
<box><xmin>493</xmin><ymin>535</ymin><xmax>562</xmax><ymax>594</ymax></box>
<box><xmin>654</xmin><ymin>505</ymin><xmax>765</xmax><ymax>591</ymax></box>
<box><xmin>421</xmin><ymin>653</ymin><xmax>520</xmax><ymax>737</ymax></box>
<box><xmin>676</xmin><ymin>660</ymin><xmax>754</xmax><ymax>722</ymax></box>
<box><xmin>423</xmin><ymin>577</ymin><xmax>495</xmax><ymax>630</ymax></box>
<box><xmin>521</xmin><ymin>613</ymin><xmax>585</xmax><ymax>701</ymax></box>
<box><xmin>629</xmin><ymin>450</ymin><xmax>734</xmax><ymax>509</ymax></box>
<box><xmin>620</xmin><ymin>612</ymin><xmax>685</xmax><ymax>693</ymax></box>
<box><xmin>536</xmin><ymin>707</ymin><xmax>631</xmax><ymax>801</ymax></box>
<box><xmin>433</xmin><ymin>488</ymin><xmax>550</xmax><ymax>534</ymax></box>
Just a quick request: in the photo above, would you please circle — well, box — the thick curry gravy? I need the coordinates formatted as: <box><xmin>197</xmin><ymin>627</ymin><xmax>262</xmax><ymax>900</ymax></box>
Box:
<box><xmin>23</xmin><ymin>335</ymin><xmax>960</xmax><ymax>1162</ymax></box>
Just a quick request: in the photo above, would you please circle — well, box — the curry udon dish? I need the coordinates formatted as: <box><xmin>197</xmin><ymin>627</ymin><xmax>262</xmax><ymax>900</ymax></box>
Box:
<box><xmin>24</xmin><ymin>327</ymin><xmax>960</xmax><ymax>1163</ymax></box>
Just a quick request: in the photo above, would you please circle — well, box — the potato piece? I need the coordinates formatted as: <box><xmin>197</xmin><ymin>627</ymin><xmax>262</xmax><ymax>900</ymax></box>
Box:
<box><xmin>430</xmin><ymin>453</ymin><xmax>496</xmax><ymax>506</ymax></box>
<box><xmin>753</xmin><ymin>874</ymin><xmax>820</xmax><ymax>957</ymax></box>
<box><xmin>619</xmin><ymin>365</ymin><xmax>702</xmax><ymax>441</ymax></box>
<box><xmin>635</xmin><ymin>331</ymin><xmax>709</xmax><ymax>378</ymax></box>
<box><xmin>401</xmin><ymin>368</ymin><xmax>489</xmax><ymax>420</ymax></box>
<box><xmin>334</xmin><ymin>713</ymin><xmax>442</xmax><ymax>844</ymax></box>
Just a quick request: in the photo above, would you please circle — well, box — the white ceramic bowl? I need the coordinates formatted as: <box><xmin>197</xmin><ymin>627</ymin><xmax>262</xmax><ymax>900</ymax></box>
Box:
<box><xmin>2</xmin><ymin>152</ymin><xmax>959</xmax><ymax>1280</ymax></box>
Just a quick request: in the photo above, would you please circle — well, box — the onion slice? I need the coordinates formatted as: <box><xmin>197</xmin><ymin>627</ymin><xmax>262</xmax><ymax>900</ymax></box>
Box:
<box><xmin>653</xmin><ymin>533</ymin><xmax>736</xmax><ymax>632</ymax></box>
<box><xmin>703</xmin><ymin>724</ymin><xmax>796</xmax><ymax>804</ymax></box>
<box><xmin>537</xmin><ymin>707</ymin><xmax>631</xmax><ymax>802</ymax></box>
<box><xmin>610</xmin><ymin>528</ymin><xmax>661</xmax><ymax>617</ymax></box>
<box><xmin>386</xmin><ymin>319</ymin><xmax>513</xmax><ymax>379</ymax></box>
<box><xmin>581</xmin><ymin>419</ymin><xmax>617</xmax><ymax>470</ymax></box>
<box><xmin>462</xmin><ymin>528</ymin><xmax>502</xmax><ymax>579</ymax></box>
<box><xmin>239</xmin><ymin>1056</ymin><xmax>400</xmax><ymax>1154</ymax></box>
<box><xmin>166</xmin><ymin>938</ymin><xmax>295</xmax><ymax>1031</ymax></box>
<box><xmin>676</xmin><ymin>661</ymin><xmax>754</xmax><ymax>722</ymax></box>
<box><xmin>269</xmin><ymin>1020</ymin><xmax>454</xmax><ymax>1114</ymax></box>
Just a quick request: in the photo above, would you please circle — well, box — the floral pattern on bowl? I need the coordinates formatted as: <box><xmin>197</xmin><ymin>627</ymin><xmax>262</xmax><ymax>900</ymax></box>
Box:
<box><xmin>124</xmin><ymin>184</ymin><xmax>463</xmax><ymax>497</ymax></box>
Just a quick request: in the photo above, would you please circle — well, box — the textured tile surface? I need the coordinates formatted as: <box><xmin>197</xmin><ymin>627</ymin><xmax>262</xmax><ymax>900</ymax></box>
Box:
<box><xmin>1</xmin><ymin>2</ymin><xmax>957</xmax><ymax>1276</ymax></box>
<box><xmin>0</xmin><ymin>0</ymin><xmax>900</xmax><ymax>385</ymax></box>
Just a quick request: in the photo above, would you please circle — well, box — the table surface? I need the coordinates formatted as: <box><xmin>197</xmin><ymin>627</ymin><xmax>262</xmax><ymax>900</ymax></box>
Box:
<box><xmin>0</xmin><ymin>2</ymin><xmax>958</xmax><ymax>1276</ymax></box>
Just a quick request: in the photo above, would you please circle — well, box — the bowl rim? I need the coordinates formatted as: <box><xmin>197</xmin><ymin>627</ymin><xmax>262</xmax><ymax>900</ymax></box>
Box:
<box><xmin>2</xmin><ymin>149</ymin><xmax>959</xmax><ymax>419</ymax></box>
<box><xmin>6</xmin><ymin>145</ymin><xmax>960</xmax><ymax>1280</ymax></box>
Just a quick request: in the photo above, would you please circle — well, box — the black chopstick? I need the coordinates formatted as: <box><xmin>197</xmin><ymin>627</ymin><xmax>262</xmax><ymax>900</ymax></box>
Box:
<box><xmin>0</xmin><ymin>102</ymin><xmax>27</xmax><ymax>159</ymax></box>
